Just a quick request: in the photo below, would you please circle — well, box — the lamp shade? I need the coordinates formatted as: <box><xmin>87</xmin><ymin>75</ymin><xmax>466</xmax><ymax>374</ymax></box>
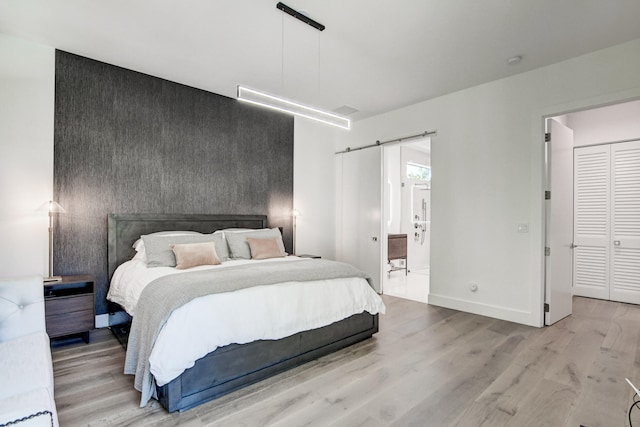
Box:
<box><xmin>39</xmin><ymin>200</ymin><xmax>66</xmax><ymax>214</ymax></box>
<box><xmin>48</xmin><ymin>201</ymin><xmax>66</xmax><ymax>213</ymax></box>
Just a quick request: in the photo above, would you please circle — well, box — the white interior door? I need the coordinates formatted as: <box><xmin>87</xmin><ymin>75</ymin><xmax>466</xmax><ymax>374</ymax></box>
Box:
<box><xmin>545</xmin><ymin>119</ymin><xmax>574</xmax><ymax>325</ymax></box>
<box><xmin>609</xmin><ymin>140</ymin><xmax>640</xmax><ymax>304</ymax></box>
<box><xmin>337</xmin><ymin>148</ymin><xmax>383</xmax><ymax>292</ymax></box>
<box><xmin>573</xmin><ymin>145</ymin><xmax>610</xmax><ymax>299</ymax></box>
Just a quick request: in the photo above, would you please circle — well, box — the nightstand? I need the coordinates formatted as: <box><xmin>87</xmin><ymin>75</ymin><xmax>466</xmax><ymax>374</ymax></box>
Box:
<box><xmin>44</xmin><ymin>275</ymin><xmax>95</xmax><ymax>343</ymax></box>
<box><xmin>297</xmin><ymin>254</ymin><xmax>321</xmax><ymax>259</ymax></box>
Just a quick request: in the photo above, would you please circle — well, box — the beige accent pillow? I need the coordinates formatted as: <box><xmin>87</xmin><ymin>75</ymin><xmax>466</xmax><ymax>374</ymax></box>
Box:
<box><xmin>246</xmin><ymin>237</ymin><xmax>285</xmax><ymax>260</ymax></box>
<box><xmin>170</xmin><ymin>241</ymin><xmax>221</xmax><ymax>269</ymax></box>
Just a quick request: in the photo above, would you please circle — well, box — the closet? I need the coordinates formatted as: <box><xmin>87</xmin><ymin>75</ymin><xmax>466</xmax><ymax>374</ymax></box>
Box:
<box><xmin>573</xmin><ymin>140</ymin><xmax>640</xmax><ymax>304</ymax></box>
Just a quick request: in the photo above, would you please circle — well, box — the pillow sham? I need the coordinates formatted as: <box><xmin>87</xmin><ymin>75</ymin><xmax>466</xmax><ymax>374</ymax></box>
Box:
<box><xmin>246</xmin><ymin>237</ymin><xmax>286</xmax><ymax>260</ymax></box>
<box><xmin>142</xmin><ymin>233</ymin><xmax>228</xmax><ymax>267</ymax></box>
<box><xmin>132</xmin><ymin>231</ymin><xmax>203</xmax><ymax>260</ymax></box>
<box><xmin>218</xmin><ymin>228</ymin><xmax>256</xmax><ymax>233</ymax></box>
<box><xmin>171</xmin><ymin>241</ymin><xmax>221</xmax><ymax>269</ymax></box>
<box><xmin>225</xmin><ymin>228</ymin><xmax>286</xmax><ymax>259</ymax></box>
<box><xmin>212</xmin><ymin>234</ymin><xmax>230</xmax><ymax>261</ymax></box>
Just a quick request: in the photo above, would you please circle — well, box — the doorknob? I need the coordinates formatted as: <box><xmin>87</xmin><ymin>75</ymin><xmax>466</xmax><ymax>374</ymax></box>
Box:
<box><xmin>570</xmin><ymin>243</ymin><xmax>579</xmax><ymax>249</ymax></box>
<box><xmin>614</xmin><ymin>240</ymin><xmax>621</xmax><ymax>246</ymax></box>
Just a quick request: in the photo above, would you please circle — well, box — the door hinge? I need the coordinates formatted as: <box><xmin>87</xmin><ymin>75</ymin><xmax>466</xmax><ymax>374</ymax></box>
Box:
<box><xmin>545</xmin><ymin>190</ymin><xmax>551</xmax><ymax>200</ymax></box>
<box><xmin>545</xmin><ymin>132</ymin><xmax>551</xmax><ymax>142</ymax></box>
<box><xmin>544</xmin><ymin>303</ymin><xmax>549</xmax><ymax>313</ymax></box>
<box><xmin>545</xmin><ymin>247</ymin><xmax>551</xmax><ymax>256</ymax></box>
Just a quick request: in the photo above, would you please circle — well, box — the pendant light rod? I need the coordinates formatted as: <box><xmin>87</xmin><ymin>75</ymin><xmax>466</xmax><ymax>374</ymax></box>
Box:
<box><xmin>276</xmin><ymin>2</ymin><xmax>325</xmax><ymax>31</ymax></box>
<box><xmin>335</xmin><ymin>130</ymin><xmax>437</xmax><ymax>154</ymax></box>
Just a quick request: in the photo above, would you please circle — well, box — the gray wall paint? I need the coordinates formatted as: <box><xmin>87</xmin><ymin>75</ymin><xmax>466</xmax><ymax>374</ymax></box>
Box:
<box><xmin>54</xmin><ymin>51</ymin><xmax>294</xmax><ymax>314</ymax></box>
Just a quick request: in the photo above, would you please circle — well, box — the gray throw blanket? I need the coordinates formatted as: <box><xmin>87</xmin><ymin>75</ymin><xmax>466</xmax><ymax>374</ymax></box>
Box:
<box><xmin>124</xmin><ymin>258</ymin><xmax>372</xmax><ymax>406</ymax></box>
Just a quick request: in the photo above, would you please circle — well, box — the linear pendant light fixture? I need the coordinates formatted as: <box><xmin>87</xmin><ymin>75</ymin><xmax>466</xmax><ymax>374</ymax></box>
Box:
<box><xmin>238</xmin><ymin>86</ymin><xmax>350</xmax><ymax>130</ymax></box>
<box><xmin>236</xmin><ymin>3</ymin><xmax>350</xmax><ymax>130</ymax></box>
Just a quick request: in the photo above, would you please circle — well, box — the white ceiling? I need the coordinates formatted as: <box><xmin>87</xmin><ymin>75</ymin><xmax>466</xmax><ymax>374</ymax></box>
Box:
<box><xmin>1</xmin><ymin>0</ymin><xmax>640</xmax><ymax>121</ymax></box>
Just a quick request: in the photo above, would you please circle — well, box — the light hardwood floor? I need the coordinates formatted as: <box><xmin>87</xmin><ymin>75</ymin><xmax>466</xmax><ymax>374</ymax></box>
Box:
<box><xmin>52</xmin><ymin>295</ymin><xmax>640</xmax><ymax>426</ymax></box>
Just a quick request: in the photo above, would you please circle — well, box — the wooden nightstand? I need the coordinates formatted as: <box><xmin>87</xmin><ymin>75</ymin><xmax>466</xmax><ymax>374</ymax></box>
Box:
<box><xmin>44</xmin><ymin>275</ymin><xmax>95</xmax><ymax>343</ymax></box>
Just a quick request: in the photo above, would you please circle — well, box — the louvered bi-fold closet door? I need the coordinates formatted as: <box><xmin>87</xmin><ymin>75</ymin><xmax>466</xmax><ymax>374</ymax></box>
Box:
<box><xmin>573</xmin><ymin>145</ymin><xmax>610</xmax><ymax>300</ymax></box>
<box><xmin>609</xmin><ymin>140</ymin><xmax>640</xmax><ymax>304</ymax></box>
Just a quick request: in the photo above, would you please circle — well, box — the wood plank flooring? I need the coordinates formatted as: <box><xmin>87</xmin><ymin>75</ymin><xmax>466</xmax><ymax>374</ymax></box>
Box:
<box><xmin>51</xmin><ymin>296</ymin><xmax>640</xmax><ymax>426</ymax></box>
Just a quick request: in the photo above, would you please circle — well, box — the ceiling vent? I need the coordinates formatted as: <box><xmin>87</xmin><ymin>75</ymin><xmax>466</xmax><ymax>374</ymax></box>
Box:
<box><xmin>333</xmin><ymin>105</ymin><xmax>359</xmax><ymax>116</ymax></box>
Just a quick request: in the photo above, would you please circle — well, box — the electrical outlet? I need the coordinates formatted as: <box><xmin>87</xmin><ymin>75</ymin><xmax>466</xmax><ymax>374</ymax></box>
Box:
<box><xmin>517</xmin><ymin>223</ymin><xmax>529</xmax><ymax>233</ymax></box>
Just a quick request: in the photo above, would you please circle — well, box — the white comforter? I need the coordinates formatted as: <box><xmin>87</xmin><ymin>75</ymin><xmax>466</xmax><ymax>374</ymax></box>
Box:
<box><xmin>108</xmin><ymin>257</ymin><xmax>385</xmax><ymax>388</ymax></box>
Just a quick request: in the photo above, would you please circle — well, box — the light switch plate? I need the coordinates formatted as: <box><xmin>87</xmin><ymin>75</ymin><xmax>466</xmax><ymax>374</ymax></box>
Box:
<box><xmin>517</xmin><ymin>223</ymin><xmax>529</xmax><ymax>233</ymax></box>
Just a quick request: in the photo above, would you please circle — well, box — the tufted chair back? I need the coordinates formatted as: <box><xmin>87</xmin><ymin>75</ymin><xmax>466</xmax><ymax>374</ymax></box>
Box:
<box><xmin>0</xmin><ymin>275</ymin><xmax>45</xmax><ymax>342</ymax></box>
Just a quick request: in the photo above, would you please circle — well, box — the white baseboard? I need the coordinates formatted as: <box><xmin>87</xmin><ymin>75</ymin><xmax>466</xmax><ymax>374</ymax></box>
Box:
<box><xmin>428</xmin><ymin>293</ymin><xmax>538</xmax><ymax>327</ymax></box>
<box><xmin>95</xmin><ymin>311</ymin><xmax>129</xmax><ymax>328</ymax></box>
<box><xmin>95</xmin><ymin>314</ymin><xmax>109</xmax><ymax>328</ymax></box>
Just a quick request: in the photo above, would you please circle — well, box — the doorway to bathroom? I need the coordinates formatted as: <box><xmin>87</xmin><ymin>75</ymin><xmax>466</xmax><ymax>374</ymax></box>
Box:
<box><xmin>382</xmin><ymin>138</ymin><xmax>431</xmax><ymax>303</ymax></box>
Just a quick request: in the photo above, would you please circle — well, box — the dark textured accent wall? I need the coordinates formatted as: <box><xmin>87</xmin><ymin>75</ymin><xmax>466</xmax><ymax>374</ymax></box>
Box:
<box><xmin>54</xmin><ymin>51</ymin><xmax>294</xmax><ymax>315</ymax></box>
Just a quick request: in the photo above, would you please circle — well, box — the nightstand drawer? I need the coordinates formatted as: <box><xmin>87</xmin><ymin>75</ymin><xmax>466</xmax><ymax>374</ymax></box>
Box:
<box><xmin>45</xmin><ymin>294</ymin><xmax>93</xmax><ymax>316</ymax></box>
<box><xmin>46</xmin><ymin>309</ymin><xmax>94</xmax><ymax>338</ymax></box>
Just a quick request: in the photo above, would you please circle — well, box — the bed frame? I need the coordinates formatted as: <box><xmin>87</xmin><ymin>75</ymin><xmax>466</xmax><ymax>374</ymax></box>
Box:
<box><xmin>107</xmin><ymin>213</ymin><xmax>379</xmax><ymax>412</ymax></box>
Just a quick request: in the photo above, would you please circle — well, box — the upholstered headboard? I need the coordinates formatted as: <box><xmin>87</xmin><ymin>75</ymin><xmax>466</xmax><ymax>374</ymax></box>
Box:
<box><xmin>107</xmin><ymin>214</ymin><xmax>268</xmax><ymax>281</ymax></box>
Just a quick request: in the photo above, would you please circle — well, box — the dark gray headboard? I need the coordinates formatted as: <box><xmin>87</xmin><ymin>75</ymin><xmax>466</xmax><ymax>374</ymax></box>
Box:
<box><xmin>107</xmin><ymin>213</ymin><xmax>267</xmax><ymax>280</ymax></box>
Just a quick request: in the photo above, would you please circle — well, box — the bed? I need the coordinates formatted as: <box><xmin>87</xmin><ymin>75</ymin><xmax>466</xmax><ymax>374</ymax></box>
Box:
<box><xmin>106</xmin><ymin>213</ymin><xmax>384</xmax><ymax>412</ymax></box>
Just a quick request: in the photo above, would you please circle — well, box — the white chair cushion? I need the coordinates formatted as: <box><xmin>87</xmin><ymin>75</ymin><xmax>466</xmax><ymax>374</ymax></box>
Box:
<box><xmin>0</xmin><ymin>331</ymin><xmax>54</xmax><ymax>400</ymax></box>
<box><xmin>0</xmin><ymin>275</ymin><xmax>45</xmax><ymax>342</ymax></box>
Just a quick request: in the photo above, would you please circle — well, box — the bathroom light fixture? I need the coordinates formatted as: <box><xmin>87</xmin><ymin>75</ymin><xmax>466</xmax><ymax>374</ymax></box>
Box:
<box><xmin>238</xmin><ymin>86</ymin><xmax>350</xmax><ymax>130</ymax></box>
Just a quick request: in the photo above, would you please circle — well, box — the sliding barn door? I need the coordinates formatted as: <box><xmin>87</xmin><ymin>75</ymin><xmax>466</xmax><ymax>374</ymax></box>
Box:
<box><xmin>609</xmin><ymin>140</ymin><xmax>640</xmax><ymax>304</ymax></box>
<box><xmin>573</xmin><ymin>145</ymin><xmax>610</xmax><ymax>299</ymax></box>
<box><xmin>336</xmin><ymin>148</ymin><xmax>383</xmax><ymax>292</ymax></box>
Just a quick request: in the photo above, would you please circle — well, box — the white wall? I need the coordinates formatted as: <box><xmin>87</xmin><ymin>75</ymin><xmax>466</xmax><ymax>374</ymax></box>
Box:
<box><xmin>0</xmin><ymin>34</ymin><xmax>55</xmax><ymax>278</ymax></box>
<box><xmin>293</xmin><ymin>117</ymin><xmax>341</xmax><ymax>259</ymax></box>
<box><xmin>337</xmin><ymin>38</ymin><xmax>640</xmax><ymax>327</ymax></box>
<box><xmin>567</xmin><ymin>100</ymin><xmax>640</xmax><ymax>146</ymax></box>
